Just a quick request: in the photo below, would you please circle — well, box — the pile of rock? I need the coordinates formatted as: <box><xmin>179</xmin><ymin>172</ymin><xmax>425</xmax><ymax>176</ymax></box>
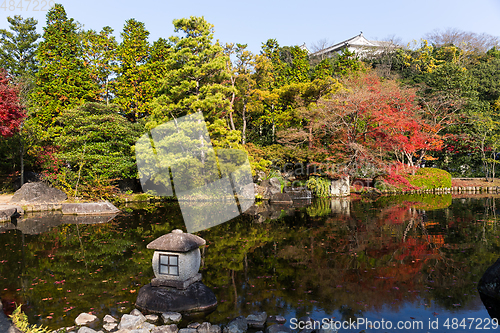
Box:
<box><xmin>54</xmin><ymin>310</ymin><xmax>324</xmax><ymax>333</ymax></box>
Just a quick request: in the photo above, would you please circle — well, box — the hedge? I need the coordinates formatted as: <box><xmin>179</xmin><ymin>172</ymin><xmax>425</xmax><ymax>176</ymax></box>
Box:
<box><xmin>407</xmin><ymin>168</ymin><xmax>452</xmax><ymax>189</ymax></box>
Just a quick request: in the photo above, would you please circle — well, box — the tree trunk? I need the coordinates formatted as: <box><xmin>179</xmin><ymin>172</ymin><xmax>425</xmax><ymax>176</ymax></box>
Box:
<box><xmin>242</xmin><ymin>100</ymin><xmax>247</xmax><ymax>145</ymax></box>
<box><xmin>19</xmin><ymin>134</ymin><xmax>24</xmax><ymax>186</ymax></box>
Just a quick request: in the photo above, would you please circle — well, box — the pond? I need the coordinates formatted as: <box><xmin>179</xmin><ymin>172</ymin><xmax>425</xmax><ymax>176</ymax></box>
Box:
<box><xmin>1</xmin><ymin>194</ymin><xmax>500</xmax><ymax>332</ymax></box>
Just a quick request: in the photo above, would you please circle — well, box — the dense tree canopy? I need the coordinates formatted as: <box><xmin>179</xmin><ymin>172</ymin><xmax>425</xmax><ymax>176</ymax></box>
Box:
<box><xmin>1</xmin><ymin>3</ymin><xmax>500</xmax><ymax>194</ymax></box>
<box><xmin>31</xmin><ymin>4</ymin><xmax>98</xmax><ymax>127</ymax></box>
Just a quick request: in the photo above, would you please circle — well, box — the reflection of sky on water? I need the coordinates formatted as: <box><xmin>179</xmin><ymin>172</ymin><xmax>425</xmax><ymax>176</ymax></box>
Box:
<box><xmin>281</xmin><ymin>300</ymin><xmax>491</xmax><ymax>333</ymax></box>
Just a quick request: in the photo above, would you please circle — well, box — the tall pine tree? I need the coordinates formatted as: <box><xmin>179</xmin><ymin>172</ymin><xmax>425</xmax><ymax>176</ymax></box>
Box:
<box><xmin>113</xmin><ymin>19</ymin><xmax>151</xmax><ymax>121</ymax></box>
<box><xmin>150</xmin><ymin>16</ymin><xmax>231</xmax><ymax>125</ymax></box>
<box><xmin>32</xmin><ymin>4</ymin><xmax>97</xmax><ymax>127</ymax></box>
<box><xmin>81</xmin><ymin>26</ymin><xmax>117</xmax><ymax>105</ymax></box>
<box><xmin>0</xmin><ymin>15</ymin><xmax>40</xmax><ymax>78</ymax></box>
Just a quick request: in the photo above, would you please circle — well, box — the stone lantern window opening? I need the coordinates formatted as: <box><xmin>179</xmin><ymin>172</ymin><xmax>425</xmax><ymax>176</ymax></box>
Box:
<box><xmin>159</xmin><ymin>253</ymin><xmax>179</xmax><ymax>276</ymax></box>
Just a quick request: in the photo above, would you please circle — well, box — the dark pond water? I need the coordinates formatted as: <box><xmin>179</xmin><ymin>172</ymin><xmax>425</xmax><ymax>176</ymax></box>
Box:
<box><xmin>1</xmin><ymin>194</ymin><xmax>500</xmax><ymax>332</ymax></box>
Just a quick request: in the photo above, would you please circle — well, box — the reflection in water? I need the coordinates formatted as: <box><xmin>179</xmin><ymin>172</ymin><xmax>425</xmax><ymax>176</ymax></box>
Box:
<box><xmin>0</xmin><ymin>196</ymin><xmax>500</xmax><ymax>332</ymax></box>
<box><xmin>2</xmin><ymin>212</ymin><xmax>117</xmax><ymax>235</ymax></box>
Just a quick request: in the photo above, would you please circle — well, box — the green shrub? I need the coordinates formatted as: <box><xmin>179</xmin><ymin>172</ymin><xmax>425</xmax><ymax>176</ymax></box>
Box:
<box><xmin>407</xmin><ymin>168</ymin><xmax>452</xmax><ymax>189</ymax></box>
<box><xmin>306</xmin><ymin>176</ymin><xmax>331</xmax><ymax>198</ymax></box>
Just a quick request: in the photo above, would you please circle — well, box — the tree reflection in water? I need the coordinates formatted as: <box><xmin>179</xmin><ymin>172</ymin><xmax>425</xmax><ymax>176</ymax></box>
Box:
<box><xmin>0</xmin><ymin>195</ymin><xmax>499</xmax><ymax>331</ymax></box>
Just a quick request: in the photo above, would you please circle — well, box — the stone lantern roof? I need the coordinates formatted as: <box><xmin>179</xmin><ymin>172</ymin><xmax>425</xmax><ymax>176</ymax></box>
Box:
<box><xmin>146</xmin><ymin>229</ymin><xmax>205</xmax><ymax>252</ymax></box>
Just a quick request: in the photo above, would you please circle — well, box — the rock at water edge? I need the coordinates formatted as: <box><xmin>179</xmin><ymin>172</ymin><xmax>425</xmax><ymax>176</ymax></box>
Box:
<box><xmin>162</xmin><ymin>312</ymin><xmax>182</xmax><ymax>324</ymax></box>
<box><xmin>75</xmin><ymin>313</ymin><xmax>99</xmax><ymax>326</ymax></box>
<box><xmin>10</xmin><ymin>182</ymin><xmax>67</xmax><ymax>204</ymax></box>
<box><xmin>246</xmin><ymin>312</ymin><xmax>267</xmax><ymax>329</ymax></box>
<box><xmin>118</xmin><ymin>314</ymin><xmax>146</xmax><ymax>330</ymax></box>
<box><xmin>223</xmin><ymin>316</ymin><xmax>247</xmax><ymax>333</ymax></box>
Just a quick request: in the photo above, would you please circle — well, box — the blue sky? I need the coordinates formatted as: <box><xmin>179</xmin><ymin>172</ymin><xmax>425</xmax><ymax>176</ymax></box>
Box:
<box><xmin>0</xmin><ymin>0</ymin><xmax>499</xmax><ymax>54</ymax></box>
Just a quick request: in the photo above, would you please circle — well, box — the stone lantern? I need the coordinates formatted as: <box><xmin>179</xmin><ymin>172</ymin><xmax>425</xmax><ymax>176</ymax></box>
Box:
<box><xmin>136</xmin><ymin>229</ymin><xmax>217</xmax><ymax>315</ymax></box>
<box><xmin>148</xmin><ymin>229</ymin><xmax>205</xmax><ymax>289</ymax></box>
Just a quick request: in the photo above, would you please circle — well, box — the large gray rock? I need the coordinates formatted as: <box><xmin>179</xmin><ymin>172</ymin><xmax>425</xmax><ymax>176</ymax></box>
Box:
<box><xmin>10</xmin><ymin>182</ymin><xmax>67</xmax><ymax>204</ymax></box>
<box><xmin>62</xmin><ymin>201</ymin><xmax>120</xmax><ymax>215</ymax></box>
<box><xmin>75</xmin><ymin>313</ymin><xmax>99</xmax><ymax>326</ymax></box>
<box><xmin>223</xmin><ymin>316</ymin><xmax>247</xmax><ymax>333</ymax></box>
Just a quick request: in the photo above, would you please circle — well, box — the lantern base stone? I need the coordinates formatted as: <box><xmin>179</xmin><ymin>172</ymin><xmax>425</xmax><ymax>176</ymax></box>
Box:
<box><xmin>135</xmin><ymin>281</ymin><xmax>217</xmax><ymax>315</ymax></box>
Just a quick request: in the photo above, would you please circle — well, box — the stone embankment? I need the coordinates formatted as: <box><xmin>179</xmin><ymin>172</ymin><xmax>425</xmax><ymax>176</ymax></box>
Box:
<box><xmin>48</xmin><ymin>309</ymin><xmax>337</xmax><ymax>333</ymax></box>
<box><xmin>0</xmin><ymin>182</ymin><xmax>120</xmax><ymax>222</ymax></box>
<box><xmin>377</xmin><ymin>186</ymin><xmax>500</xmax><ymax>195</ymax></box>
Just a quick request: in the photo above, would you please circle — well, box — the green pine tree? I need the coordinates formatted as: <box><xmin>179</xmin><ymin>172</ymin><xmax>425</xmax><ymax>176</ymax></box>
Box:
<box><xmin>0</xmin><ymin>15</ymin><xmax>40</xmax><ymax>77</ymax></box>
<box><xmin>31</xmin><ymin>4</ymin><xmax>98</xmax><ymax>127</ymax></box>
<box><xmin>113</xmin><ymin>19</ymin><xmax>152</xmax><ymax>121</ymax></box>
<box><xmin>150</xmin><ymin>16</ymin><xmax>231</xmax><ymax>125</ymax></box>
<box><xmin>81</xmin><ymin>26</ymin><xmax>118</xmax><ymax>105</ymax></box>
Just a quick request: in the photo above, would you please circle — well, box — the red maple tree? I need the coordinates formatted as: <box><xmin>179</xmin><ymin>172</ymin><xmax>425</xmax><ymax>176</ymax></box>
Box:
<box><xmin>0</xmin><ymin>69</ymin><xmax>25</xmax><ymax>137</ymax></box>
<box><xmin>313</xmin><ymin>73</ymin><xmax>442</xmax><ymax>169</ymax></box>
